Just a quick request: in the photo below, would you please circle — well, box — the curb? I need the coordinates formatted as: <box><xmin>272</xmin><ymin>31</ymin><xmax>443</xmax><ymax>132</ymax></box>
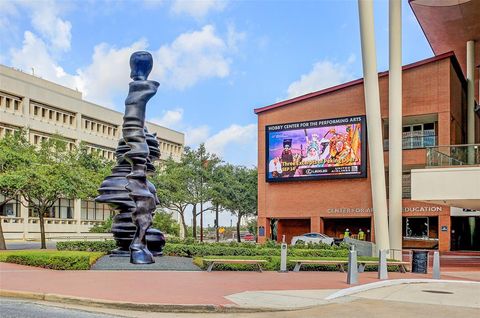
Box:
<box><xmin>0</xmin><ymin>289</ymin><xmax>288</xmax><ymax>313</ymax></box>
<box><xmin>325</xmin><ymin>279</ymin><xmax>480</xmax><ymax>300</ymax></box>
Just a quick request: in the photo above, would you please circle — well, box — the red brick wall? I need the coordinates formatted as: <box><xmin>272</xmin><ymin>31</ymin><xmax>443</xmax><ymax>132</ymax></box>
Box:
<box><xmin>257</xmin><ymin>56</ymin><xmax>464</xmax><ymax>252</ymax></box>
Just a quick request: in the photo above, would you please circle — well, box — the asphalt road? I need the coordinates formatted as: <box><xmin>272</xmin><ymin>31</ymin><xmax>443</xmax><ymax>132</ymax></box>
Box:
<box><xmin>0</xmin><ymin>298</ymin><xmax>120</xmax><ymax>318</ymax></box>
<box><xmin>1</xmin><ymin>297</ymin><xmax>478</xmax><ymax>318</ymax></box>
<box><xmin>5</xmin><ymin>241</ymin><xmax>57</xmax><ymax>250</ymax></box>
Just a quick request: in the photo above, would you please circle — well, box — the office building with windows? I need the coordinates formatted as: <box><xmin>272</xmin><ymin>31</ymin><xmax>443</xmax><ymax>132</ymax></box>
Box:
<box><xmin>0</xmin><ymin>64</ymin><xmax>184</xmax><ymax>240</ymax></box>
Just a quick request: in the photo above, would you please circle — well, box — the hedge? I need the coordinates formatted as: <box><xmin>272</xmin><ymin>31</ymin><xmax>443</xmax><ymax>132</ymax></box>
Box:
<box><xmin>162</xmin><ymin>243</ymin><xmax>349</xmax><ymax>258</ymax></box>
<box><xmin>56</xmin><ymin>240</ymin><xmax>350</xmax><ymax>256</ymax></box>
<box><xmin>193</xmin><ymin>256</ymin><xmax>401</xmax><ymax>272</ymax></box>
<box><xmin>57</xmin><ymin>240</ymin><xmax>116</xmax><ymax>253</ymax></box>
<box><xmin>0</xmin><ymin>251</ymin><xmax>105</xmax><ymax>270</ymax></box>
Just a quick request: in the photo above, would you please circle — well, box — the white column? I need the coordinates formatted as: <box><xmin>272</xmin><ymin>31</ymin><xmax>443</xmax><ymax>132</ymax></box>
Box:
<box><xmin>20</xmin><ymin>197</ymin><xmax>29</xmax><ymax>240</ymax></box>
<box><xmin>74</xmin><ymin>199</ymin><xmax>82</xmax><ymax>233</ymax></box>
<box><xmin>467</xmin><ymin>41</ymin><xmax>475</xmax><ymax>162</ymax></box>
<box><xmin>388</xmin><ymin>0</ymin><xmax>403</xmax><ymax>260</ymax></box>
<box><xmin>358</xmin><ymin>0</ymin><xmax>390</xmax><ymax>252</ymax></box>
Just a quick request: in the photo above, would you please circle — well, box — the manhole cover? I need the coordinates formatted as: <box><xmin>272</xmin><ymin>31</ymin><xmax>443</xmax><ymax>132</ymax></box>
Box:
<box><xmin>421</xmin><ymin>290</ymin><xmax>454</xmax><ymax>295</ymax></box>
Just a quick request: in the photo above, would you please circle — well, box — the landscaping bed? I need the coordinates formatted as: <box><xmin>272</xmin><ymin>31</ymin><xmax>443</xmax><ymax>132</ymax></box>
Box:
<box><xmin>0</xmin><ymin>250</ymin><xmax>105</xmax><ymax>270</ymax></box>
<box><xmin>194</xmin><ymin>255</ymin><xmax>401</xmax><ymax>272</ymax></box>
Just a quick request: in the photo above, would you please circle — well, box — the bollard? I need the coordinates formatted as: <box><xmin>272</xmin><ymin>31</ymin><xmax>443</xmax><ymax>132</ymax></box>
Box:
<box><xmin>433</xmin><ymin>251</ymin><xmax>441</xmax><ymax>279</ymax></box>
<box><xmin>378</xmin><ymin>249</ymin><xmax>388</xmax><ymax>280</ymax></box>
<box><xmin>279</xmin><ymin>235</ymin><xmax>288</xmax><ymax>272</ymax></box>
<box><xmin>347</xmin><ymin>245</ymin><xmax>358</xmax><ymax>284</ymax></box>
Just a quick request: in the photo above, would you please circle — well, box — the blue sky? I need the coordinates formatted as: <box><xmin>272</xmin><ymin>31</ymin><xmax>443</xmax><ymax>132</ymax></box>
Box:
<box><xmin>0</xmin><ymin>0</ymin><xmax>433</xmax><ymax>228</ymax></box>
<box><xmin>0</xmin><ymin>0</ymin><xmax>433</xmax><ymax>170</ymax></box>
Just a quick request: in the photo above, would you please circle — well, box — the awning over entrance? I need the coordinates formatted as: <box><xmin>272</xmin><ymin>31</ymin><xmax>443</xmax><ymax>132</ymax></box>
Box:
<box><xmin>410</xmin><ymin>0</ymin><xmax>480</xmax><ymax>100</ymax></box>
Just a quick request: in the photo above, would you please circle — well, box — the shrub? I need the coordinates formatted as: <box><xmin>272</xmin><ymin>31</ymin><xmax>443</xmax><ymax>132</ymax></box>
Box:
<box><xmin>57</xmin><ymin>240</ymin><xmax>116</xmax><ymax>253</ymax></box>
<box><xmin>0</xmin><ymin>251</ymin><xmax>104</xmax><ymax>270</ymax></box>
<box><xmin>89</xmin><ymin>217</ymin><xmax>113</xmax><ymax>233</ymax></box>
<box><xmin>193</xmin><ymin>255</ymin><xmax>401</xmax><ymax>272</ymax></box>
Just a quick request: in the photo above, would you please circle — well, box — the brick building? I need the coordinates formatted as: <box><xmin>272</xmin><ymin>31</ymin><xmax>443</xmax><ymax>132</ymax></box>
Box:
<box><xmin>255</xmin><ymin>52</ymin><xmax>478</xmax><ymax>252</ymax></box>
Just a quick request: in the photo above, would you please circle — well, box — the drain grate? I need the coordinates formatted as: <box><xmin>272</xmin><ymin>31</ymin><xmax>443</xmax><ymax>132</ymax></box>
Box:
<box><xmin>421</xmin><ymin>290</ymin><xmax>454</xmax><ymax>295</ymax></box>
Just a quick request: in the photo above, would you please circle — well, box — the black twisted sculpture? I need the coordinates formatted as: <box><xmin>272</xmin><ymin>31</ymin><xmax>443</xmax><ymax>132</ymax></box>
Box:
<box><xmin>95</xmin><ymin>51</ymin><xmax>165</xmax><ymax>264</ymax></box>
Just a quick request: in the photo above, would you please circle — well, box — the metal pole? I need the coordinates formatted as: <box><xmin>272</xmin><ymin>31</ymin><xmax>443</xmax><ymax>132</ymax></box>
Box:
<box><xmin>388</xmin><ymin>0</ymin><xmax>403</xmax><ymax>261</ymax></box>
<box><xmin>358</xmin><ymin>0</ymin><xmax>390</xmax><ymax>253</ymax></box>
<box><xmin>280</xmin><ymin>235</ymin><xmax>288</xmax><ymax>272</ymax></box>
<box><xmin>432</xmin><ymin>251</ymin><xmax>441</xmax><ymax>279</ymax></box>
<box><xmin>467</xmin><ymin>41</ymin><xmax>475</xmax><ymax>164</ymax></box>
<box><xmin>378</xmin><ymin>249</ymin><xmax>388</xmax><ymax>280</ymax></box>
<box><xmin>347</xmin><ymin>245</ymin><xmax>358</xmax><ymax>285</ymax></box>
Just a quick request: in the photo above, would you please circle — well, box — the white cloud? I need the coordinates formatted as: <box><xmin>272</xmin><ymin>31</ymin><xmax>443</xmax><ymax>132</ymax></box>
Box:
<box><xmin>27</xmin><ymin>0</ymin><xmax>72</xmax><ymax>51</ymax></box>
<box><xmin>171</xmin><ymin>0</ymin><xmax>227</xmax><ymax>19</ymax></box>
<box><xmin>153</xmin><ymin>25</ymin><xmax>231</xmax><ymax>90</ymax></box>
<box><xmin>75</xmin><ymin>39</ymin><xmax>149</xmax><ymax>107</ymax></box>
<box><xmin>204</xmin><ymin>124</ymin><xmax>256</xmax><ymax>157</ymax></box>
<box><xmin>286</xmin><ymin>57</ymin><xmax>356</xmax><ymax>99</ymax></box>
<box><xmin>10</xmin><ymin>31</ymin><xmax>79</xmax><ymax>89</ymax></box>
<box><xmin>186</xmin><ymin>125</ymin><xmax>210</xmax><ymax>146</ymax></box>
<box><xmin>151</xmin><ymin>108</ymin><xmax>184</xmax><ymax>129</ymax></box>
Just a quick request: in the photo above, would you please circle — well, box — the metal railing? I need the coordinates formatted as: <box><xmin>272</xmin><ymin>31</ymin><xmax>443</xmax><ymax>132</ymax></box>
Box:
<box><xmin>384</xmin><ymin>134</ymin><xmax>437</xmax><ymax>150</ymax></box>
<box><xmin>426</xmin><ymin>144</ymin><xmax>480</xmax><ymax>167</ymax></box>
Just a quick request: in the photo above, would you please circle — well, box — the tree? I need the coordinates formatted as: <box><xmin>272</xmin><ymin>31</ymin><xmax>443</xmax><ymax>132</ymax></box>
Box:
<box><xmin>223</xmin><ymin>166</ymin><xmax>258</xmax><ymax>242</ymax></box>
<box><xmin>16</xmin><ymin>138</ymin><xmax>102</xmax><ymax>249</ymax></box>
<box><xmin>182</xmin><ymin>144</ymin><xmax>220</xmax><ymax>241</ymax></box>
<box><xmin>208</xmin><ymin>163</ymin><xmax>235</xmax><ymax>242</ymax></box>
<box><xmin>152</xmin><ymin>210</ymin><xmax>180</xmax><ymax>236</ymax></box>
<box><xmin>0</xmin><ymin>131</ymin><xmax>35</xmax><ymax>250</ymax></box>
<box><xmin>153</xmin><ymin>157</ymin><xmax>192</xmax><ymax>237</ymax></box>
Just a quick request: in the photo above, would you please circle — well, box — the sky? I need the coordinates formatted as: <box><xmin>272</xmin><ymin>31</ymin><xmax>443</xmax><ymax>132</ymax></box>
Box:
<box><xmin>0</xmin><ymin>0</ymin><xmax>433</xmax><ymax>227</ymax></box>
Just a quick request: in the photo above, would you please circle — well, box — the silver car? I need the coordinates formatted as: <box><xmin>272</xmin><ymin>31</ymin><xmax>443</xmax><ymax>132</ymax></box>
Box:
<box><xmin>291</xmin><ymin>232</ymin><xmax>335</xmax><ymax>246</ymax></box>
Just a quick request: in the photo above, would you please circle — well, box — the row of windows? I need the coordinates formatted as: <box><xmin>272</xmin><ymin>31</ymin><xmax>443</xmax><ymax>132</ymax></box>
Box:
<box><xmin>85</xmin><ymin>144</ymin><xmax>116</xmax><ymax>161</ymax></box>
<box><xmin>0</xmin><ymin>124</ymin><xmax>19</xmax><ymax>138</ymax></box>
<box><xmin>31</xmin><ymin>102</ymin><xmax>76</xmax><ymax>128</ymax></box>
<box><xmin>1</xmin><ymin>197</ymin><xmax>115</xmax><ymax>221</ymax></box>
<box><xmin>0</xmin><ymin>92</ymin><xmax>22</xmax><ymax>114</ymax></box>
<box><xmin>30</xmin><ymin>131</ymin><xmax>76</xmax><ymax>151</ymax></box>
<box><xmin>81</xmin><ymin>200</ymin><xmax>115</xmax><ymax>221</ymax></box>
<box><xmin>157</xmin><ymin>138</ymin><xmax>183</xmax><ymax>157</ymax></box>
<box><xmin>82</xmin><ymin>117</ymin><xmax>118</xmax><ymax>139</ymax></box>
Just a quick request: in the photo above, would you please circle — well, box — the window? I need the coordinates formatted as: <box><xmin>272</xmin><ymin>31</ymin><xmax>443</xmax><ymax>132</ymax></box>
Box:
<box><xmin>0</xmin><ymin>195</ymin><xmax>21</xmax><ymax>217</ymax></box>
<box><xmin>34</xmin><ymin>106</ymin><xmax>39</xmax><ymax>116</ymax></box>
<box><xmin>405</xmin><ymin>217</ymin><xmax>429</xmax><ymax>238</ymax></box>
<box><xmin>81</xmin><ymin>200</ymin><xmax>114</xmax><ymax>220</ymax></box>
<box><xmin>402</xmin><ymin>122</ymin><xmax>436</xmax><ymax>149</ymax></box>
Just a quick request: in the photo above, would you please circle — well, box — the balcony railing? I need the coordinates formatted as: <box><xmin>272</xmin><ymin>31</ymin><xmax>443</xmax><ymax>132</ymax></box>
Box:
<box><xmin>384</xmin><ymin>134</ymin><xmax>437</xmax><ymax>150</ymax></box>
<box><xmin>426</xmin><ymin>144</ymin><xmax>480</xmax><ymax>167</ymax></box>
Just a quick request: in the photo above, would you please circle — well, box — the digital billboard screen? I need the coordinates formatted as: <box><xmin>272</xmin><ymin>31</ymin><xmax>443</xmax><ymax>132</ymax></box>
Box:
<box><xmin>266</xmin><ymin>115</ymin><xmax>367</xmax><ymax>182</ymax></box>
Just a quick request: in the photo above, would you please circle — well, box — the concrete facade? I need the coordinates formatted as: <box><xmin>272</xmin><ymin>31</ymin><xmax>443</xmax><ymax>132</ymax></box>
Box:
<box><xmin>255</xmin><ymin>53</ymin><xmax>475</xmax><ymax>252</ymax></box>
<box><xmin>0</xmin><ymin>64</ymin><xmax>184</xmax><ymax>240</ymax></box>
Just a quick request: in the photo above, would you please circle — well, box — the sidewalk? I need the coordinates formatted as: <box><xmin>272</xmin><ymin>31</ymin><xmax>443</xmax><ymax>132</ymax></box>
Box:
<box><xmin>1</xmin><ymin>262</ymin><xmax>479</xmax><ymax>312</ymax></box>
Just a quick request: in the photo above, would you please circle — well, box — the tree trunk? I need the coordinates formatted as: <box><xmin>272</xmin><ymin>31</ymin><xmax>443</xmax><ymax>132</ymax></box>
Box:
<box><xmin>179</xmin><ymin>211</ymin><xmax>188</xmax><ymax>239</ymax></box>
<box><xmin>200</xmin><ymin>200</ymin><xmax>203</xmax><ymax>242</ymax></box>
<box><xmin>215</xmin><ymin>204</ymin><xmax>219</xmax><ymax>242</ymax></box>
<box><xmin>236</xmin><ymin>214</ymin><xmax>242</xmax><ymax>243</ymax></box>
<box><xmin>38</xmin><ymin>208</ymin><xmax>47</xmax><ymax>249</ymax></box>
<box><xmin>0</xmin><ymin>203</ymin><xmax>6</xmax><ymax>250</ymax></box>
<box><xmin>192</xmin><ymin>204</ymin><xmax>197</xmax><ymax>240</ymax></box>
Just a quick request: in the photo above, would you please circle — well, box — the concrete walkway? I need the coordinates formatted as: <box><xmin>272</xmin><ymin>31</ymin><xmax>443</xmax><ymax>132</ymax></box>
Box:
<box><xmin>1</xmin><ymin>262</ymin><xmax>479</xmax><ymax>312</ymax></box>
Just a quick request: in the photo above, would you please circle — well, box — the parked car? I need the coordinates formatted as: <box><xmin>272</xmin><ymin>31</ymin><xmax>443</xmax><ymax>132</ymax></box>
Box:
<box><xmin>291</xmin><ymin>233</ymin><xmax>335</xmax><ymax>246</ymax></box>
<box><xmin>242</xmin><ymin>233</ymin><xmax>255</xmax><ymax>242</ymax></box>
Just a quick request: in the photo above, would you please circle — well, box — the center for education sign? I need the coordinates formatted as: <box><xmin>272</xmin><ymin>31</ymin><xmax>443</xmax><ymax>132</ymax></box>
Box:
<box><xmin>266</xmin><ymin>115</ymin><xmax>367</xmax><ymax>182</ymax></box>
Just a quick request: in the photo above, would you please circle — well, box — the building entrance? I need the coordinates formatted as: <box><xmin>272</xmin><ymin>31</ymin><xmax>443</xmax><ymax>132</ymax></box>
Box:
<box><xmin>323</xmin><ymin>218</ymin><xmax>371</xmax><ymax>240</ymax></box>
<box><xmin>451</xmin><ymin>216</ymin><xmax>480</xmax><ymax>251</ymax></box>
<box><xmin>274</xmin><ymin>219</ymin><xmax>310</xmax><ymax>244</ymax></box>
